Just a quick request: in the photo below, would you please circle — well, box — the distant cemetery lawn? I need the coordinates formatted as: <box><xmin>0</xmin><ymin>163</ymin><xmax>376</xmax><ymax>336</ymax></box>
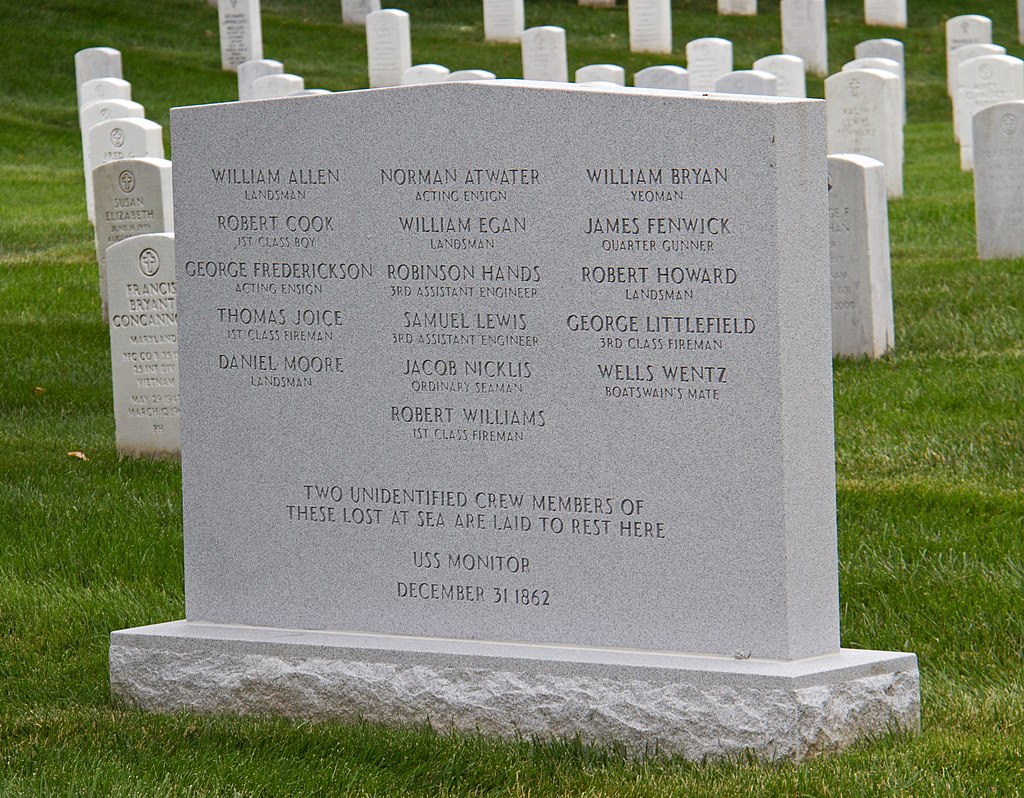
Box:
<box><xmin>2</xmin><ymin>0</ymin><xmax>1024</xmax><ymax>794</ymax></box>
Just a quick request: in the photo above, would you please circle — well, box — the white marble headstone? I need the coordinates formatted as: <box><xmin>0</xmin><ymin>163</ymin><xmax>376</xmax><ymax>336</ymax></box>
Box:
<box><xmin>844</xmin><ymin>57</ymin><xmax>904</xmax><ymax>125</ymax></box>
<box><xmin>752</xmin><ymin>54</ymin><xmax>806</xmax><ymax>98</ymax></box>
<box><xmin>629</xmin><ymin>0</ymin><xmax>671</xmax><ymax>54</ymax></box>
<box><xmin>781</xmin><ymin>0</ymin><xmax>828</xmax><ymax>77</ymax></box>
<box><xmin>826</xmin><ymin>68</ymin><xmax>903</xmax><ymax>197</ymax></box>
<box><xmin>342</xmin><ymin>0</ymin><xmax>381</xmax><ymax>26</ymax></box>
<box><xmin>945</xmin><ymin>15</ymin><xmax>992</xmax><ymax>96</ymax></box>
<box><xmin>949</xmin><ymin>44</ymin><xmax>1005</xmax><ymax>139</ymax></box>
<box><xmin>521</xmin><ymin>26</ymin><xmax>568</xmax><ymax>83</ymax></box>
<box><xmin>106</xmin><ymin>232</ymin><xmax>180</xmax><ymax>459</ymax></box>
<box><xmin>402</xmin><ymin>64</ymin><xmax>450</xmax><ymax>85</ymax></box>
<box><xmin>827</xmin><ymin>154</ymin><xmax>893</xmax><ymax>358</ymax></box>
<box><xmin>250</xmin><ymin>73</ymin><xmax>305</xmax><ymax>99</ymax></box>
<box><xmin>686</xmin><ymin>38</ymin><xmax>733</xmax><ymax>92</ymax></box>
<box><xmin>218</xmin><ymin>0</ymin><xmax>263</xmax><ymax>72</ymax></box>
<box><xmin>447</xmin><ymin>70</ymin><xmax>497</xmax><ymax>82</ymax></box>
<box><xmin>633</xmin><ymin>65</ymin><xmax>689</xmax><ymax>90</ymax></box>
<box><xmin>973</xmin><ymin>100</ymin><xmax>1024</xmax><ymax>259</ymax></box>
<box><xmin>855</xmin><ymin>38</ymin><xmax>903</xmax><ymax>67</ymax></box>
<box><xmin>366</xmin><ymin>9</ymin><xmax>412</xmax><ymax>88</ymax></box>
<box><xmin>75</xmin><ymin>47</ymin><xmax>122</xmax><ymax>106</ymax></box>
<box><xmin>80</xmin><ymin>77</ymin><xmax>131</xmax><ymax>108</ymax></box>
<box><xmin>956</xmin><ymin>55</ymin><xmax>1024</xmax><ymax>170</ymax></box>
<box><xmin>578</xmin><ymin>0</ymin><xmax>615</xmax><ymax>7</ymax></box>
<box><xmin>864</xmin><ymin>0</ymin><xmax>905</xmax><ymax>29</ymax></box>
<box><xmin>715</xmin><ymin>70</ymin><xmax>777</xmax><ymax>96</ymax></box>
<box><xmin>483</xmin><ymin>0</ymin><xmax>524</xmax><ymax>43</ymax></box>
<box><xmin>238</xmin><ymin>59</ymin><xmax>284</xmax><ymax>101</ymax></box>
<box><xmin>80</xmin><ymin>99</ymin><xmax>146</xmax><ymax>223</ymax></box>
<box><xmin>575</xmin><ymin>64</ymin><xmax>626</xmax><ymax>85</ymax></box>
<box><xmin>93</xmin><ymin>157</ymin><xmax>174</xmax><ymax>322</ymax></box>
<box><xmin>718</xmin><ymin>0</ymin><xmax>756</xmax><ymax>15</ymax></box>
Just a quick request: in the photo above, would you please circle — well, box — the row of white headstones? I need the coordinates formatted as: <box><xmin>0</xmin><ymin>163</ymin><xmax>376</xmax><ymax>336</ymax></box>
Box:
<box><xmin>72</xmin><ymin>6</ymin><xmax>1024</xmax><ymax>458</ymax></box>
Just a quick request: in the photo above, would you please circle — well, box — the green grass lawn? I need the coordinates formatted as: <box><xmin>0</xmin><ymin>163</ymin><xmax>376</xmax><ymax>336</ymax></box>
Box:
<box><xmin>2</xmin><ymin>0</ymin><xmax>1024</xmax><ymax>794</ymax></box>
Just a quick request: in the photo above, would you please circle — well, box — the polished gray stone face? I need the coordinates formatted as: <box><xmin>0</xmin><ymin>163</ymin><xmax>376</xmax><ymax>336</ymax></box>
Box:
<box><xmin>169</xmin><ymin>81</ymin><xmax>841</xmax><ymax>662</ymax></box>
<box><xmin>93</xmin><ymin>157</ymin><xmax>174</xmax><ymax>322</ymax></box>
<box><xmin>106</xmin><ymin>233</ymin><xmax>181</xmax><ymax>459</ymax></box>
<box><xmin>973</xmin><ymin>101</ymin><xmax>1024</xmax><ymax>259</ymax></box>
<box><xmin>827</xmin><ymin>154</ymin><xmax>894</xmax><ymax>358</ymax></box>
<box><xmin>218</xmin><ymin>0</ymin><xmax>263</xmax><ymax>72</ymax></box>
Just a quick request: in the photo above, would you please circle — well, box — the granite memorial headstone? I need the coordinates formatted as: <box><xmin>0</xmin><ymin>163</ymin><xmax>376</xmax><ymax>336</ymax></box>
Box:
<box><xmin>109</xmin><ymin>80</ymin><xmax>919</xmax><ymax>761</ymax></box>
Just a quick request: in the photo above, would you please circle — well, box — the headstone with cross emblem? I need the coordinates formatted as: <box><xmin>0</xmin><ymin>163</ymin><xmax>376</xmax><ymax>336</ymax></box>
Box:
<box><xmin>827</xmin><ymin>154</ymin><xmax>894</xmax><ymax>358</ymax></box>
<box><xmin>93</xmin><ymin>158</ymin><xmax>174</xmax><ymax>322</ymax></box>
<box><xmin>825</xmin><ymin>68</ymin><xmax>903</xmax><ymax>197</ymax></box>
<box><xmin>945</xmin><ymin>15</ymin><xmax>992</xmax><ymax>96</ymax></box>
<box><xmin>87</xmin><ymin>119</ymin><xmax>164</xmax><ymax>239</ymax></box>
<box><xmin>106</xmin><ymin>233</ymin><xmax>180</xmax><ymax>459</ymax></box>
<box><xmin>629</xmin><ymin>0</ymin><xmax>671</xmax><ymax>54</ymax></box>
<box><xmin>781</xmin><ymin>0</ymin><xmax>828</xmax><ymax>76</ymax></box>
<box><xmin>218</xmin><ymin>0</ymin><xmax>263</xmax><ymax>71</ymax></box>
<box><xmin>956</xmin><ymin>55</ymin><xmax>1024</xmax><ymax>170</ymax></box>
<box><xmin>974</xmin><ymin>100</ymin><xmax>1024</xmax><ymax>258</ymax></box>
<box><xmin>80</xmin><ymin>99</ymin><xmax>147</xmax><ymax>223</ymax></box>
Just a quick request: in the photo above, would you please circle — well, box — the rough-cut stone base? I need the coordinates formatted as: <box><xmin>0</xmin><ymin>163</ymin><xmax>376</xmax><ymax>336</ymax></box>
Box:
<box><xmin>110</xmin><ymin>621</ymin><xmax>919</xmax><ymax>762</ymax></box>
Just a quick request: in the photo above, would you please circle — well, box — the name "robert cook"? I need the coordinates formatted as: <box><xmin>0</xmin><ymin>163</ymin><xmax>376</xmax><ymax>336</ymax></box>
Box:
<box><xmin>217</xmin><ymin>353</ymin><xmax>343</xmax><ymax>373</ymax></box>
